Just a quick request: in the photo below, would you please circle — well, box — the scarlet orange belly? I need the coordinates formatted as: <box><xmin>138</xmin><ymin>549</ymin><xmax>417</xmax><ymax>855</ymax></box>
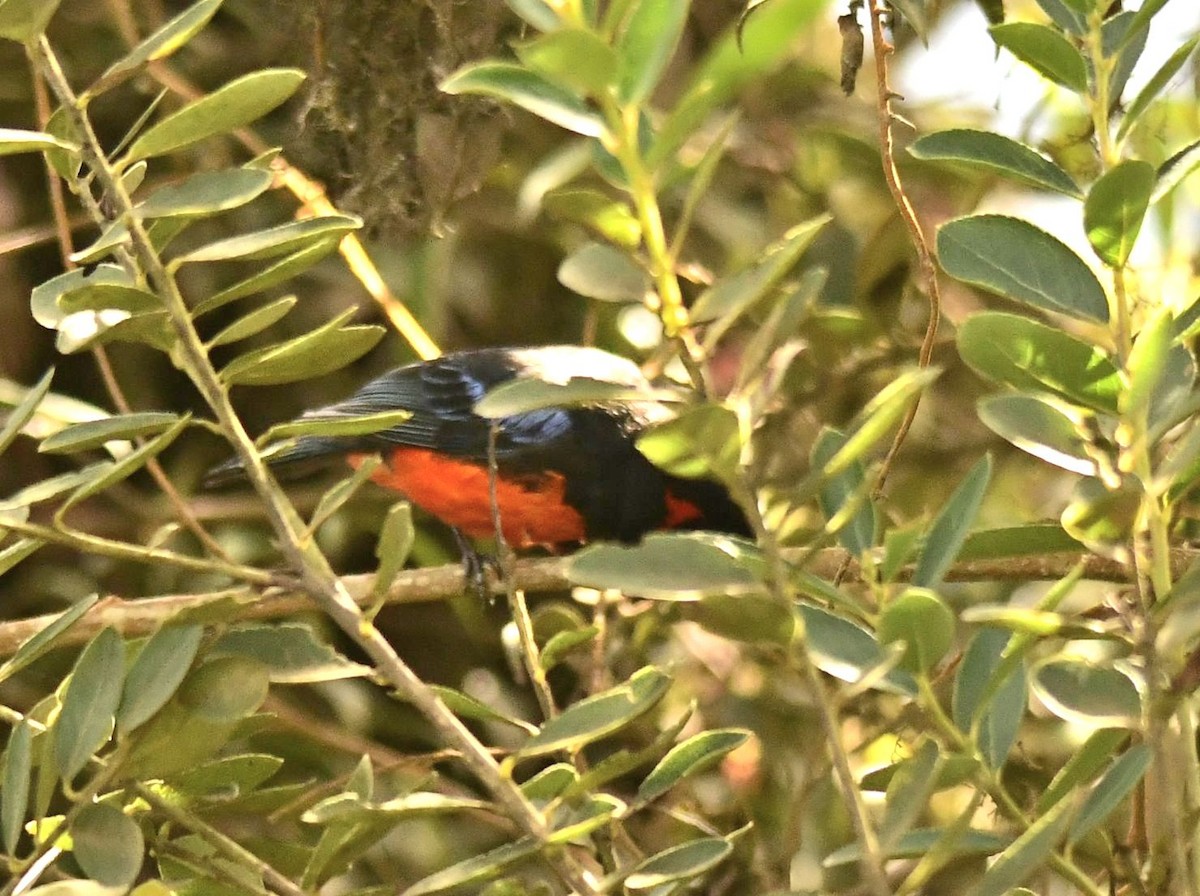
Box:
<box><xmin>352</xmin><ymin>447</ymin><xmax>587</xmax><ymax>547</ymax></box>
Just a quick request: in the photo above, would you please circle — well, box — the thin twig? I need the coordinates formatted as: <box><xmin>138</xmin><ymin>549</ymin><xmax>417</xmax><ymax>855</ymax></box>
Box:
<box><xmin>865</xmin><ymin>1</ymin><xmax>941</xmax><ymax>500</ymax></box>
<box><xmin>488</xmin><ymin>424</ymin><xmax>558</xmax><ymax>719</ymax></box>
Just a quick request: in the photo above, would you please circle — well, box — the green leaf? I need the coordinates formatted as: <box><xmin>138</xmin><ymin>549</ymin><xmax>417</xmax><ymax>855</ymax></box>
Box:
<box><xmin>0</xmin><ymin>537</ymin><xmax>42</xmax><ymax>577</ymax></box>
<box><xmin>137</xmin><ymin>168</ymin><xmax>272</xmax><ymax>219</ymax></box>
<box><xmin>820</xmin><ymin>367</ymin><xmax>941</xmax><ymax>477</ymax></box>
<box><xmin>952</xmin><ymin>628</ymin><xmax>1026</xmax><ymax>768</ymax></box>
<box><xmin>257</xmin><ymin>409</ymin><xmax>413</xmax><ymax>444</ymax></box>
<box><xmin>0</xmin><ymin>595</ymin><xmax>98</xmax><ymax>685</ymax></box>
<box><xmin>567</xmin><ymin>532</ymin><xmax>761</xmax><ymax>600</ymax></box>
<box><xmin>60</xmin><ymin>416</ymin><xmax>190</xmax><ymax>512</ymax></box>
<box><xmin>1068</xmin><ymin>744</ymin><xmax>1150</xmax><ymax>843</ymax></box>
<box><xmin>117</xmin><ymin>624</ymin><xmax>203</xmax><ymax>733</ymax></box>
<box><xmin>878</xmin><ymin>588</ymin><xmax>956</xmax><ymax>673</ymax></box>
<box><xmin>0</xmin><ymin>367</ymin><xmax>54</xmax><ymax>457</ymax></box>
<box><xmin>89</xmin><ymin>0</ymin><xmax>223</xmax><ymax>97</ymax></box>
<box><xmin>212</xmin><ymin>623</ymin><xmax>371</xmax><ymax>683</ymax></box>
<box><xmin>1153</xmin><ymin>138</ymin><xmax>1200</xmax><ymax>204</ymax></box>
<box><xmin>539</xmin><ymin>625</ymin><xmax>598</xmax><ymax>671</ymax></box>
<box><xmin>1037</xmin><ymin>728</ymin><xmax>1128</xmax><ymax>813</ymax></box>
<box><xmin>989</xmin><ymin>22</ymin><xmax>1087</xmax><ymax>92</ymax></box>
<box><xmin>1084</xmin><ymin>160</ymin><xmax>1154</xmax><ymax>267</ymax></box>
<box><xmin>72</xmin><ymin>803</ymin><xmax>144</xmax><ymax>888</ymax></box>
<box><xmin>797</xmin><ymin>604</ymin><xmax>917</xmax><ymax>696</ymax></box>
<box><xmin>1102</xmin><ymin>11</ymin><xmax>1148</xmax><ymax>106</ymax></box>
<box><xmin>1034</xmin><ymin>0</ymin><xmax>1086</xmax><ymax>35</ymax></box>
<box><xmin>2</xmin><ymin>719</ymin><xmax>32</xmax><ymax>852</ymax></box>
<box><xmin>516</xmin><ymin>28</ymin><xmax>618</xmax><ymax>95</ymax></box>
<box><xmin>306</xmin><ymin>456</ymin><xmax>383</xmax><ymax>533</ymax></box>
<box><xmin>735</xmin><ymin>267</ymin><xmax>825</xmax><ymax>394</ymax></box>
<box><xmin>505</xmin><ymin>0</ymin><xmax>561</xmax><ymax>30</ymax></box>
<box><xmin>1061</xmin><ymin>476</ymin><xmax>1140</xmax><ymax>557</ymax></box>
<box><xmin>812</xmin><ymin>427</ymin><xmax>877</xmax><ymax>557</ymax></box>
<box><xmin>519</xmin><ymin>666</ymin><xmax>671</xmax><ymax>756</ymax></box>
<box><xmin>625</xmin><ymin>838</ymin><xmax>733</xmax><ymax>890</ymax></box>
<box><xmin>881</xmin><ymin>739</ymin><xmax>941</xmax><ymax>849</ymax></box>
<box><xmin>440</xmin><ymin>62</ymin><xmax>605</xmax><ymax>137</ymax></box>
<box><xmin>372</xmin><ymin>501</ymin><xmax>414</xmax><ymax>601</ymax></box>
<box><xmin>543</xmin><ymin>188</ymin><xmax>641</xmax><ymax>247</ymax></box>
<box><xmin>179</xmin><ymin>655</ymin><xmax>270</xmax><ymax>722</ymax></box>
<box><xmin>402</xmin><ymin>838</ymin><xmax>540</xmax><ymax>896</ymax></box>
<box><xmin>56</xmin><ymin>627</ymin><xmax>125</xmax><ymax>780</ymax></box>
<box><xmin>206</xmin><ymin>295</ymin><xmax>297</xmax><ymax>348</ymax></box>
<box><xmin>913</xmin><ymin>455</ymin><xmax>992</xmax><ymax>589</ymax></box>
<box><xmin>823</xmin><ymin>827</ymin><xmax>1007</xmax><ymax>867</ymax></box>
<box><xmin>168</xmin><ymin>753</ymin><xmax>284</xmax><ymax>799</ymax></box>
<box><xmin>615</xmin><ymin>0</ymin><xmax>689</xmax><ymax>104</ymax></box>
<box><xmin>38</xmin><ymin>412</ymin><xmax>181</xmax><ymax>455</ymax></box>
<box><xmin>889</xmin><ymin>0</ymin><xmax>928</xmax><ymax>41</ymax></box>
<box><xmin>957</xmin><ymin>312</ymin><xmax>1121</xmax><ymax>413</ymax></box>
<box><xmin>693</xmin><ymin>215</ymin><xmax>831</xmax><ymax>351</ymax></box>
<box><xmin>0</xmin><ymin>0</ymin><xmax>61</xmax><ymax>41</ymax></box>
<box><xmin>977</xmin><ymin>394</ymin><xmax>1096</xmax><ymax>476</ymax></box>
<box><xmin>968</xmin><ymin>792</ymin><xmax>1077</xmax><ymax>896</ymax></box>
<box><xmin>192</xmin><ymin>237</ymin><xmax>342</xmax><ymax>315</ymax></box>
<box><xmin>557</xmin><ymin>241</ymin><xmax>650</xmax><ymax>302</ymax></box>
<box><xmin>176</xmin><ymin>214</ymin><xmax>360</xmax><ymax>265</ymax></box>
<box><xmin>959</xmin><ymin>524</ymin><xmax>1083</xmax><ymax>560</ymax></box>
<box><xmin>0</xmin><ymin>127</ymin><xmax>78</xmax><ymax>156</ymax></box>
<box><xmin>637</xmin><ymin>729</ymin><xmax>751</xmax><ymax>803</ymax></box>
<box><xmin>691</xmin><ymin>593</ymin><xmax>794</xmax><ymax>645</ymax></box>
<box><xmin>31</xmin><ymin>264</ymin><xmax>132</xmax><ymax>328</ymax></box>
<box><xmin>937</xmin><ymin>215</ymin><xmax>1109</xmax><ymax>322</ymax></box>
<box><xmin>1031</xmin><ymin>657</ymin><xmax>1141</xmax><ymax>727</ymax></box>
<box><xmin>220</xmin><ymin>310</ymin><xmax>384</xmax><ymax>386</ymax></box>
<box><xmin>429</xmin><ymin>684</ymin><xmax>538</xmax><ymax>734</ymax></box>
<box><xmin>124</xmin><ymin>68</ymin><xmax>306</xmax><ymax>163</ymax></box>
<box><xmin>909</xmin><ymin>128</ymin><xmax>1081</xmax><ymax>197</ymax></box>
<box><xmin>636</xmin><ymin>403</ymin><xmax>741</xmax><ymax>483</ymax></box>
<box><xmin>547</xmin><ymin>793</ymin><xmax>623</xmax><ymax>844</ymax></box>
<box><xmin>1119</xmin><ymin>35</ymin><xmax>1198</xmax><ymax>140</ymax></box>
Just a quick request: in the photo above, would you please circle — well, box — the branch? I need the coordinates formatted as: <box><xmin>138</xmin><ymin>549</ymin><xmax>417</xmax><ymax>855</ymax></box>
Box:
<box><xmin>5</xmin><ymin>547</ymin><xmax>1194</xmax><ymax>660</ymax></box>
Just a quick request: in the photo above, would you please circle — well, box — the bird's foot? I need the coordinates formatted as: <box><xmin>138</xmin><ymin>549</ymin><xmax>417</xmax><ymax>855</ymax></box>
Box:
<box><xmin>453</xmin><ymin>529</ymin><xmax>501</xmax><ymax>600</ymax></box>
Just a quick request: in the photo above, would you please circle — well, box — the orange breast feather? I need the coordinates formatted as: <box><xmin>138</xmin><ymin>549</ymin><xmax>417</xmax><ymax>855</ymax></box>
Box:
<box><xmin>352</xmin><ymin>447</ymin><xmax>588</xmax><ymax>548</ymax></box>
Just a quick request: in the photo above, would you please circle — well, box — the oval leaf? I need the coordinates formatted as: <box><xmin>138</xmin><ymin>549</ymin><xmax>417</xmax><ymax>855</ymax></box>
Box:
<box><xmin>567</xmin><ymin>532</ymin><xmax>761</xmax><ymax>600</ymax></box>
<box><xmin>72</xmin><ymin>803</ymin><xmax>144</xmax><ymax>888</ymax></box>
<box><xmin>616</xmin><ymin>0</ymin><xmax>689</xmax><ymax>105</ymax></box>
<box><xmin>958</xmin><ymin>312</ymin><xmax>1121</xmax><ymax>413</ymax></box>
<box><xmin>219</xmin><ymin>310</ymin><xmax>384</xmax><ymax>387</ymax></box>
<box><xmin>626</xmin><ymin>838</ymin><xmax>733</xmax><ymax>890</ymax></box>
<box><xmin>1084</xmin><ymin>159</ymin><xmax>1154</xmax><ymax>267</ymax></box>
<box><xmin>176</xmin><ymin>214</ymin><xmax>360</xmax><ymax>265</ymax></box>
<box><xmin>117</xmin><ymin>624</ymin><xmax>203</xmax><ymax>733</ymax></box>
<box><xmin>1031</xmin><ymin>657</ymin><xmax>1142</xmax><ymax>727</ymax></box>
<box><xmin>56</xmin><ymin>627</ymin><xmax>125</xmax><ymax>780</ymax></box>
<box><xmin>137</xmin><ymin>167</ymin><xmax>272</xmax><ymax>219</ymax></box>
<box><xmin>557</xmin><ymin>241</ymin><xmax>649</xmax><ymax>302</ymax></box>
<box><xmin>637</xmin><ymin>729</ymin><xmax>750</xmax><ymax>803</ymax></box>
<box><xmin>38</xmin><ymin>412</ymin><xmax>181</xmax><ymax>455</ymax></box>
<box><xmin>878</xmin><ymin>587</ymin><xmax>956</xmax><ymax>673</ymax></box>
<box><xmin>440</xmin><ymin>62</ymin><xmax>605</xmax><ymax>137</ymax></box>
<box><xmin>990</xmin><ymin>22</ymin><xmax>1087</xmax><ymax>91</ymax></box>
<box><xmin>937</xmin><ymin>215</ymin><xmax>1108</xmax><ymax>322</ymax></box>
<box><xmin>977</xmin><ymin>394</ymin><xmax>1097</xmax><ymax>476</ymax></box>
<box><xmin>519</xmin><ymin>666</ymin><xmax>671</xmax><ymax>756</ymax></box>
<box><xmin>90</xmin><ymin>0</ymin><xmax>223</xmax><ymax>96</ymax></box>
<box><xmin>909</xmin><ymin>129</ymin><xmax>1081</xmax><ymax>197</ymax></box>
<box><xmin>125</xmin><ymin>68</ymin><xmax>305</xmax><ymax>163</ymax></box>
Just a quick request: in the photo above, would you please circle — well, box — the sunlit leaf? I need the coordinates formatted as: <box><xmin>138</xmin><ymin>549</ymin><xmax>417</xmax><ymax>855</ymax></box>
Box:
<box><xmin>1031</xmin><ymin>657</ymin><xmax>1141</xmax><ymax>728</ymax></box>
<box><xmin>219</xmin><ymin>310</ymin><xmax>384</xmax><ymax>386</ymax></box>
<box><xmin>615</xmin><ymin>0</ymin><xmax>689</xmax><ymax>104</ymax></box>
<box><xmin>89</xmin><ymin>0</ymin><xmax>223</xmax><ymax>96</ymax></box>
<box><xmin>124</xmin><ymin>68</ymin><xmax>305</xmax><ymax>162</ymax></box>
<box><xmin>990</xmin><ymin>22</ymin><xmax>1087</xmax><ymax>91</ymax></box>
<box><xmin>1084</xmin><ymin>160</ymin><xmax>1154</xmax><ymax>267</ymax></box>
<box><xmin>909</xmin><ymin>128</ymin><xmax>1080</xmax><ymax>197</ymax></box>
<box><xmin>440</xmin><ymin>62</ymin><xmax>605</xmax><ymax>137</ymax></box>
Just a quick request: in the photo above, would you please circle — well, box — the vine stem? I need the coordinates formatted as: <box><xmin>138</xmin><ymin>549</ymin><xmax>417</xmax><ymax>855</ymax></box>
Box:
<box><xmin>28</xmin><ymin>37</ymin><xmax>600</xmax><ymax>896</ymax></box>
<box><xmin>865</xmin><ymin>1</ymin><xmax>941</xmax><ymax>500</ymax></box>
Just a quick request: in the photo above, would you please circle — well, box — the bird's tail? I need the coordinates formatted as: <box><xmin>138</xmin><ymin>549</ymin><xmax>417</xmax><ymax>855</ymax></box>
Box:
<box><xmin>202</xmin><ymin>436</ymin><xmax>360</xmax><ymax>488</ymax></box>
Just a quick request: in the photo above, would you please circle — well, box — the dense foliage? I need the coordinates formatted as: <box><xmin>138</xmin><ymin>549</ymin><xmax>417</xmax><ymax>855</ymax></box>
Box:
<box><xmin>1</xmin><ymin>0</ymin><xmax>1199</xmax><ymax>894</ymax></box>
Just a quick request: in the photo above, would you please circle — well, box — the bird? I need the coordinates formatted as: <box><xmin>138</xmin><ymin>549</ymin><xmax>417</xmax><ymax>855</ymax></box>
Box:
<box><xmin>206</xmin><ymin>345</ymin><xmax>751</xmax><ymax>571</ymax></box>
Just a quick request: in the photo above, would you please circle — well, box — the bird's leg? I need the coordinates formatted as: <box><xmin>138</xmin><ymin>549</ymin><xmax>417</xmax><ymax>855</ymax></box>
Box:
<box><xmin>452</xmin><ymin>528</ymin><xmax>501</xmax><ymax>599</ymax></box>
